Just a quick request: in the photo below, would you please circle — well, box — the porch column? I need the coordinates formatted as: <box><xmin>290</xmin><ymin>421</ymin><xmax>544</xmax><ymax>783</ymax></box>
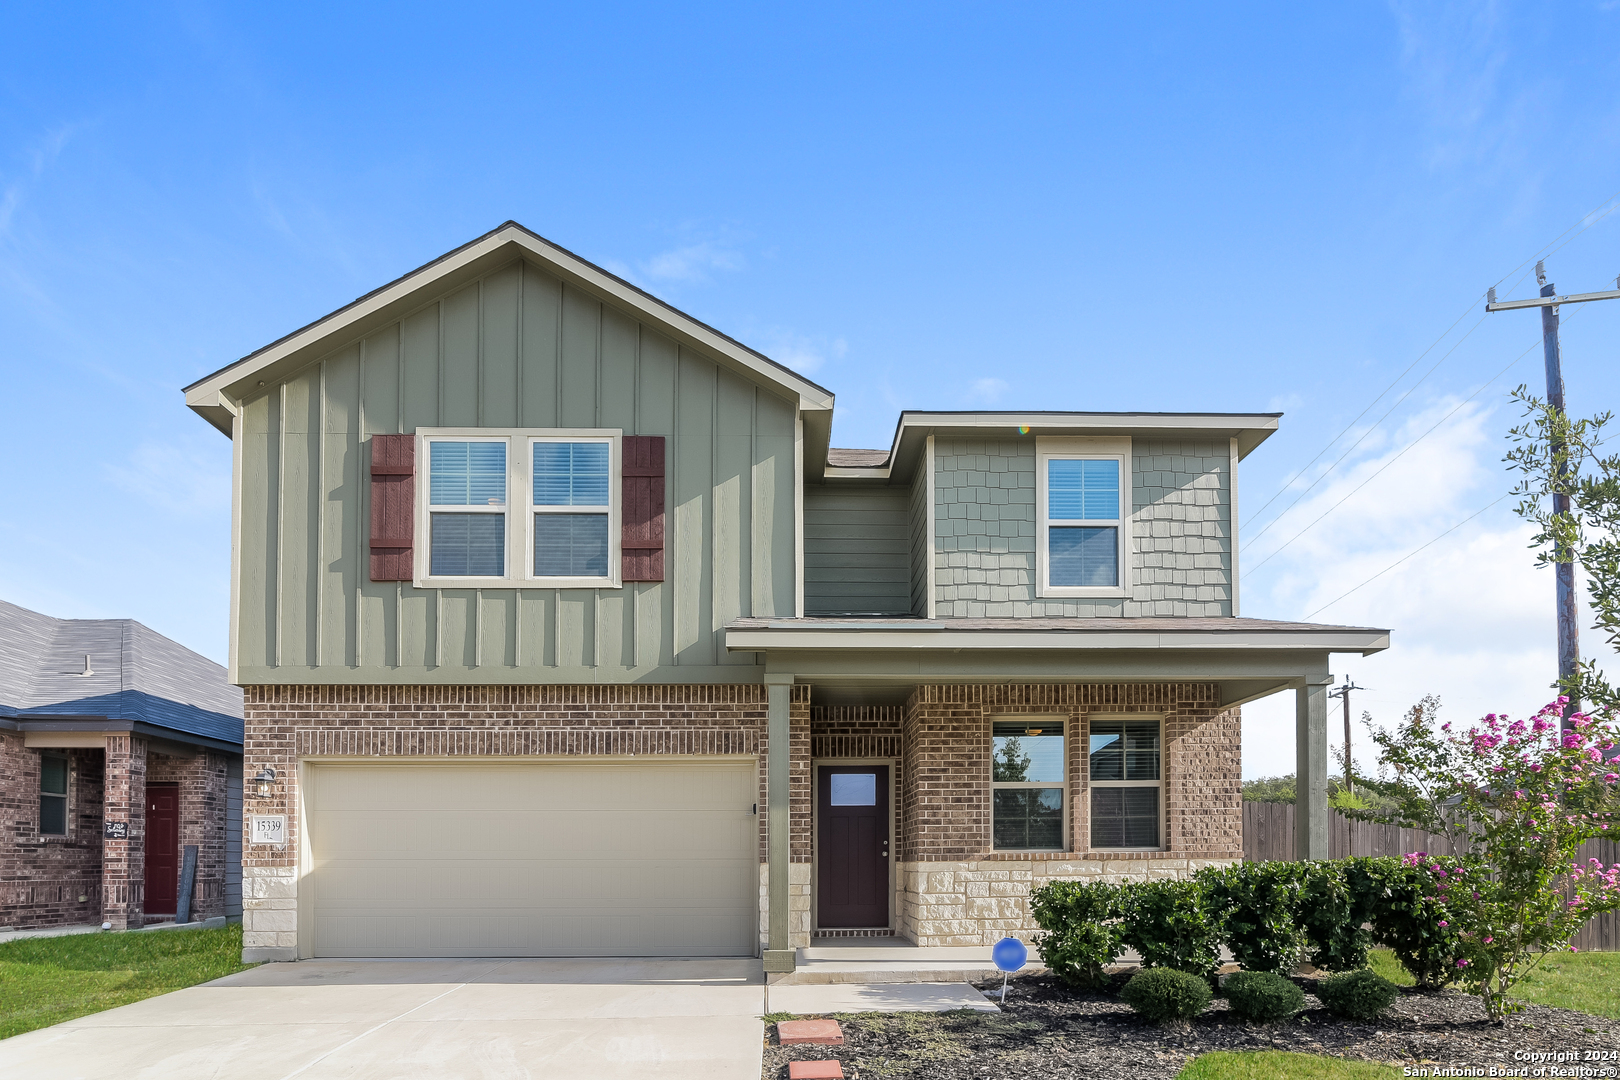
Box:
<box><xmin>1295</xmin><ymin>678</ymin><xmax>1331</xmax><ymax>861</ymax></box>
<box><xmin>764</xmin><ymin>673</ymin><xmax>794</xmax><ymax>973</ymax></box>
<box><xmin>102</xmin><ymin>735</ymin><xmax>147</xmax><ymax>930</ymax></box>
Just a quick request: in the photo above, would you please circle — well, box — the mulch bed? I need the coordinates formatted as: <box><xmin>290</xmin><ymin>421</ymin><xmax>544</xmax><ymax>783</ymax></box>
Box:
<box><xmin>761</xmin><ymin>972</ymin><xmax>1620</xmax><ymax>1079</ymax></box>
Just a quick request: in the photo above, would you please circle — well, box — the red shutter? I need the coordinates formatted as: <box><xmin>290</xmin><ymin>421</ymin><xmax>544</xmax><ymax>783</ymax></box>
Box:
<box><xmin>369</xmin><ymin>434</ymin><xmax>415</xmax><ymax>582</ymax></box>
<box><xmin>622</xmin><ymin>436</ymin><xmax>665</xmax><ymax>582</ymax></box>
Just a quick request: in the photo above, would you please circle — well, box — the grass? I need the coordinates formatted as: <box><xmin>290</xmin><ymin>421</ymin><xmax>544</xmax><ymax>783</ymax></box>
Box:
<box><xmin>1177</xmin><ymin>1051</ymin><xmax>1401</xmax><ymax>1079</ymax></box>
<box><xmin>1366</xmin><ymin>948</ymin><xmax>1620</xmax><ymax>1019</ymax></box>
<box><xmin>0</xmin><ymin>924</ymin><xmax>253</xmax><ymax>1040</ymax></box>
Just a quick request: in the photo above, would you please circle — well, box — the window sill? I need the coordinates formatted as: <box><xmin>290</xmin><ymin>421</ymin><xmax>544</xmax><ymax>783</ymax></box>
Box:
<box><xmin>974</xmin><ymin>849</ymin><xmax>1169</xmax><ymax>861</ymax></box>
<box><xmin>1037</xmin><ymin>587</ymin><xmax>1129</xmax><ymax>599</ymax></box>
<box><xmin>414</xmin><ymin>577</ymin><xmax>623</xmax><ymax>590</ymax></box>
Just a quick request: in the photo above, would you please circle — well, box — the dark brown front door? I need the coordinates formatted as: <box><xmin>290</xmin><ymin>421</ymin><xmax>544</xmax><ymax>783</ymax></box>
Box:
<box><xmin>817</xmin><ymin>766</ymin><xmax>889</xmax><ymax>928</ymax></box>
<box><xmin>144</xmin><ymin>784</ymin><xmax>179</xmax><ymax>916</ymax></box>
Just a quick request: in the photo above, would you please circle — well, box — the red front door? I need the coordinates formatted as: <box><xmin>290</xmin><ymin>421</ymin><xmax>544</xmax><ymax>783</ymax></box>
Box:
<box><xmin>144</xmin><ymin>784</ymin><xmax>179</xmax><ymax>916</ymax></box>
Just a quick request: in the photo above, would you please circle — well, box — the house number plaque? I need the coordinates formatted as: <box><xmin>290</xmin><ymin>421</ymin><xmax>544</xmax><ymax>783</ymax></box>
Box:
<box><xmin>250</xmin><ymin>815</ymin><xmax>287</xmax><ymax>845</ymax></box>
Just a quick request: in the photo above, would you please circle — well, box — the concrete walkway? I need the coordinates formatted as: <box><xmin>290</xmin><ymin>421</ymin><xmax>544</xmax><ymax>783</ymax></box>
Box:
<box><xmin>0</xmin><ymin>958</ymin><xmax>767</xmax><ymax>1080</ymax></box>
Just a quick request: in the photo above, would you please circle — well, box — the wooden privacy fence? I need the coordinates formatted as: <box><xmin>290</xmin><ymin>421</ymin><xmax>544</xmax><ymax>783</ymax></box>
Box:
<box><xmin>1241</xmin><ymin>800</ymin><xmax>1620</xmax><ymax>952</ymax></box>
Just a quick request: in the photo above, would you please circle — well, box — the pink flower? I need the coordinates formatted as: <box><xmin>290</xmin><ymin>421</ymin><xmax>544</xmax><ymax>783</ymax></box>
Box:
<box><xmin>1457</xmin><ymin>958</ymin><xmax>1470</xmax><ymax>968</ymax></box>
<box><xmin>1438</xmin><ymin>920</ymin><xmax>1449</xmax><ymax>927</ymax></box>
<box><xmin>1484</xmin><ymin>936</ymin><xmax>1494</xmax><ymax>944</ymax></box>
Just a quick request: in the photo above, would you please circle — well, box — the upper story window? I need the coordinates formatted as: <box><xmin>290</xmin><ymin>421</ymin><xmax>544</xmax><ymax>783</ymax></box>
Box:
<box><xmin>1037</xmin><ymin>438</ymin><xmax>1130</xmax><ymax>597</ymax></box>
<box><xmin>1088</xmin><ymin>718</ymin><xmax>1161</xmax><ymax>849</ymax></box>
<box><xmin>992</xmin><ymin>719</ymin><xmax>1066</xmax><ymax>851</ymax></box>
<box><xmin>428</xmin><ymin>439</ymin><xmax>508</xmax><ymax>577</ymax></box>
<box><xmin>417</xmin><ymin>429</ymin><xmax>621</xmax><ymax>589</ymax></box>
<box><xmin>39</xmin><ymin>753</ymin><xmax>68</xmax><ymax>836</ymax></box>
<box><xmin>532</xmin><ymin>440</ymin><xmax>611</xmax><ymax>578</ymax></box>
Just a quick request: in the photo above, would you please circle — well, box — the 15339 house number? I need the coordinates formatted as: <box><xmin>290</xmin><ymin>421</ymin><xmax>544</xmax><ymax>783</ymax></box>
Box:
<box><xmin>250</xmin><ymin>815</ymin><xmax>287</xmax><ymax>845</ymax></box>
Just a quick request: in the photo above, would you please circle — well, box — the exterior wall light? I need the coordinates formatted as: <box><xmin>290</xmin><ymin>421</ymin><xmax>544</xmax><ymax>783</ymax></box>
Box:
<box><xmin>251</xmin><ymin>766</ymin><xmax>278</xmax><ymax>799</ymax></box>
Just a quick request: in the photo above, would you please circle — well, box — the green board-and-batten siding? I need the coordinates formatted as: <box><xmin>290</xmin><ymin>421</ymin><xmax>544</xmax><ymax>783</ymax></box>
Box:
<box><xmin>235</xmin><ymin>258</ymin><xmax>797</xmax><ymax>685</ymax></box>
<box><xmin>803</xmin><ymin>484</ymin><xmax>912</xmax><ymax>616</ymax></box>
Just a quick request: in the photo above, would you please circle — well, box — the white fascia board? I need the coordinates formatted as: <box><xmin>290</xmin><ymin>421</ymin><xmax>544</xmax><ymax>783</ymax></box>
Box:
<box><xmin>724</xmin><ymin>628</ymin><xmax>1390</xmax><ymax>654</ymax></box>
<box><xmin>185</xmin><ymin>223</ymin><xmax>834</xmax><ymax>431</ymax></box>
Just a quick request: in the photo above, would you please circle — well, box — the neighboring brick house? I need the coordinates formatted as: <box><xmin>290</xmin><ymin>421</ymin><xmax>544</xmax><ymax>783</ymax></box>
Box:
<box><xmin>183</xmin><ymin>222</ymin><xmax>1389</xmax><ymax>968</ymax></box>
<box><xmin>0</xmin><ymin>600</ymin><xmax>244</xmax><ymax>931</ymax></box>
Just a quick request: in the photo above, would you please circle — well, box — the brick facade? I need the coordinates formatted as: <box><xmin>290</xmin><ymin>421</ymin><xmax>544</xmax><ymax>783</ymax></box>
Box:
<box><xmin>238</xmin><ymin>683</ymin><xmax>813</xmax><ymax>955</ymax></box>
<box><xmin>145</xmin><ymin>750</ymin><xmax>232</xmax><ymax>923</ymax></box>
<box><xmin>236</xmin><ymin>681</ymin><xmax>1241</xmax><ymax>955</ymax></box>
<box><xmin>0</xmin><ymin>733</ymin><xmax>237</xmax><ymax>932</ymax></box>
<box><xmin>100</xmin><ymin>735</ymin><xmax>147</xmax><ymax>930</ymax></box>
<box><xmin>0</xmin><ymin>734</ymin><xmax>104</xmax><ymax>929</ymax></box>
<box><xmin>901</xmin><ymin>683</ymin><xmax>1241</xmax><ymax>861</ymax></box>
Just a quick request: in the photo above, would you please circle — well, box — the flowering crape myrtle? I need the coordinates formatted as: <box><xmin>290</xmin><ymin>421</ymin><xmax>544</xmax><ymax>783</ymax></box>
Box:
<box><xmin>1358</xmin><ymin>697</ymin><xmax>1620</xmax><ymax>1022</ymax></box>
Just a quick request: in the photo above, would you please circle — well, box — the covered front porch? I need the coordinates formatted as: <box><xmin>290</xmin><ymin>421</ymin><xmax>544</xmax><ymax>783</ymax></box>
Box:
<box><xmin>730</xmin><ymin>615</ymin><xmax>1389</xmax><ymax>974</ymax></box>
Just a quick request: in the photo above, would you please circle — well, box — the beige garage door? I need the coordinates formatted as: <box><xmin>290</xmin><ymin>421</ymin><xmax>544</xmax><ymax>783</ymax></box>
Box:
<box><xmin>303</xmin><ymin>760</ymin><xmax>758</xmax><ymax>958</ymax></box>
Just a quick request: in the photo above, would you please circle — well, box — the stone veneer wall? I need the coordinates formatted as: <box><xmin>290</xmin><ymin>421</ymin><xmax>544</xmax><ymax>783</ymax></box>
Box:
<box><xmin>0</xmin><ymin>734</ymin><xmax>104</xmax><ymax>929</ymax></box>
<box><xmin>240</xmin><ymin>684</ymin><xmax>813</xmax><ymax>958</ymax></box>
<box><xmin>898</xmin><ymin>683</ymin><xmax>1242</xmax><ymax>946</ymax></box>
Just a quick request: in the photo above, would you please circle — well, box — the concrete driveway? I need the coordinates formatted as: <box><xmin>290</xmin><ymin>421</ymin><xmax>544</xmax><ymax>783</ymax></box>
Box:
<box><xmin>0</xmin><ymin>958</ymin><xmax>766</xmax><ymax>1080</ymax></box>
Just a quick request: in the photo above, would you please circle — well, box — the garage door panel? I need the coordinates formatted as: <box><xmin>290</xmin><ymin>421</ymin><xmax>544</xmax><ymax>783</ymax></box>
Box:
<box><xmin>305</xmin><ymin>762</ymin><xmax>758</xmax><ymax>958</ymax></box>
<box><xmin>310</xmin><ymin>763</ymin><xmax>756</xmax><ymax>813</ymax></box>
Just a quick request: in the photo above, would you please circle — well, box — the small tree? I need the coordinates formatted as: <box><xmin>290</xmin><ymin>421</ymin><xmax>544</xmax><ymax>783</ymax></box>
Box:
<box><xmin>1355</xmin><ymin>696</ymin><xmax>1620</xmax><ymax>1021</ymax></box>
<box><xmin>993</xmin><ymin>736</ymin><xmax>1032</xmax><ymax>782</ymax></box>
<box><xmin>1505</xmin><ymin>389</ymin><xmax>1620</xmax><ymax>711</ymax></box>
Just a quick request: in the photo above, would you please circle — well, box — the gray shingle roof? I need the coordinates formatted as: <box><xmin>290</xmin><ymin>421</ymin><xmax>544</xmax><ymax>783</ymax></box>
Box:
<box><xmin>0</xmin><ymin>600</ymin><xmax>243</xmax><ymax>746</ymax></box>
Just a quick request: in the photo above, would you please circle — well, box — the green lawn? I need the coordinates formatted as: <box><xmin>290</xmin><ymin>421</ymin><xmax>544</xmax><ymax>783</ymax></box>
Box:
<box><xmin>0</xmin><ymin>924</ymin><xmax>253</xmax><ymax>1040</ymax></box>
<box><xmin>1178</xmin><ymin>1051</ymin><xmax>1400</xmax><ymax>1079</ymax></box>
<box><xmin>1367</xmin><ymin>948</ymin><xmax>1620</xmax><ymax>1019</ymax></box>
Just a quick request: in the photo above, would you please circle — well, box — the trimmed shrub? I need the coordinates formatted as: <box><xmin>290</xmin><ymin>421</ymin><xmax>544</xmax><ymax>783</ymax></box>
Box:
<box><xmin>1316</xmin><ymin>969</ymin><xmax>1401</xmax><ymax>1020</ymax></box>
<box><xmin>1120</xmin><ymin>967</ymin><xmax>1213</xmax><ymax>1023</ymax></box>
<box><xmin>1119</xmin><ymin>877</ymin><xmax>1224</xmax><ymax>980</ymax></box>
<box><xmin>1223</xmin><ymin>970</ymin><xmax>1306</xmax><ymax>1023</ymax></box>
<box><xmin>1352</xmin><ymin>856</ymin><xmax>1461</xmax><ymax>990</ymax></box>
<box><xmin>1030</xmin><ymin>880</ymin><xmax>1123</xmax><ymax>989</ymax></box>
<box><xmin>1298</xmin><ymin>860</ymin><xmax>1376</xmax><ymax>973</ymax></box>
<box><xmin>1198</xmin><ymin>862</ymin><xmax>1310</xmax><ymax>974</ymax></box>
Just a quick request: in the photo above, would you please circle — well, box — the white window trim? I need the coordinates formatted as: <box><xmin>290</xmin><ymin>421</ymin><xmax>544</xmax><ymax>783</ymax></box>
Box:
<box><xmin>414</xmin><ymin>428</ymin><xmax>622</xmax><ymax>590</ymax></box>
<box><xmin>1086</xmin><ymin>714</ymin><xmax>1164</xmax><ymax>852</ymax></box>
<box><xmin>1036</xmin><ymin>436</ymin><xmax>1131</xmax><ymax>599</ymax></box>
<box><xmin>990</xmin><ymin>716</ymin><xmax>1068</xmax><ymax>853</ymax></box>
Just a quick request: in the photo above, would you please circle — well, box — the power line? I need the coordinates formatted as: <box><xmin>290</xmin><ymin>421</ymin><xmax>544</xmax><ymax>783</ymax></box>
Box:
<box><xmin>1241</xmin><ymin>188</ymin><xmax>1620</xmax><ymax>536</ymax></box>
<box><xmin>1242</xmin><ymin>316</ymin><xmax>1572</xmax><ymax>579</ymax></box>
<box><xmin>1303</xmin><ymin>493</ymin><xmax>1513</xmax><ymax>621</ymax></box>
<box><xmin>1242</xmin><ymin>311</ymin><xmax>1489</xmax><ymax>550</ymax></box>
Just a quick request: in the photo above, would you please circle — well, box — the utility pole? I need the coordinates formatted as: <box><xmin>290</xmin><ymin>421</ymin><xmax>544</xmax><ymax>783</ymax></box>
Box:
<box><xmin>1328</xmin><ymin>679</ymin><xmax>1363</xmax><ymax>795</ymax></box>
<box><xmin>1486</xmin><ymin>263</ymin><xmax>1620</xmax><ymax>727</ymax></box>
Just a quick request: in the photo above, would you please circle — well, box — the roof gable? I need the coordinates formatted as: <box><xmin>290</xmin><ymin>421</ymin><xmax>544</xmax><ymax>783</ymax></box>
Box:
<box><xmin>185</xmin><ymin>222</ymin><xmax>835</xmax><ymax>454</ymax></box>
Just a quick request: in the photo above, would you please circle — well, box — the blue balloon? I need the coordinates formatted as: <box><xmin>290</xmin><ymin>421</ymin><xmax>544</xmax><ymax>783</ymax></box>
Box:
<box><xmin>992</xmin><ymin>936</ymin><xmax>1028</xmax><ymax>973</ymax></box>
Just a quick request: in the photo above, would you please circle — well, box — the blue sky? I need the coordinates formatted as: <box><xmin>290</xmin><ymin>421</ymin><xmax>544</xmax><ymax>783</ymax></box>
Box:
<box><xmin>4</xmin><ymin>3</ymin><xmax>1620</xmax><ymax>776</ymax></box>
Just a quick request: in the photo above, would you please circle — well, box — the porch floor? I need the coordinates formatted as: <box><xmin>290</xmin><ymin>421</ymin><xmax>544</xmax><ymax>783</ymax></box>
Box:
<box><xmin>771</xmin><ymin>940</ymin><xmax>1051</xmax><ymax>986</ymax></box>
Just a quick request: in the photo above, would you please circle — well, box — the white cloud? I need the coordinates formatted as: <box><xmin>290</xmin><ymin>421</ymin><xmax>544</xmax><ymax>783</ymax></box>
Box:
<box><xmin>1235</xmin><ymin>394</ymin><xmax>1599</xmax><ymax>777</ymax></box>
<box><xmin>639</xmin><ymin>240</ymin><xmax>745</xmax><ymax>284</ymax></box>
<box><xmin>104</xmin><ymin>442</ymin><xmax>231</xmax><ymax>516</ymax></box>
<box><xmin>758</xmin><ymin>330</ymin><xmax>846</xmax><ymax>375</ymax></box>
<box><xmin>970</xmin><ymin>377</ymin><xmax>1008</xmax><ymax>404</ymax></box>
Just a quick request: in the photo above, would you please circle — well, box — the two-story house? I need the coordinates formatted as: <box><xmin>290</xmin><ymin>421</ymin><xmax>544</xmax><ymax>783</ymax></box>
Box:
<box><xmin>184</xmin><ymin>222</ymin><xmax>1389</xmax><ymax>969</ymax></box>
